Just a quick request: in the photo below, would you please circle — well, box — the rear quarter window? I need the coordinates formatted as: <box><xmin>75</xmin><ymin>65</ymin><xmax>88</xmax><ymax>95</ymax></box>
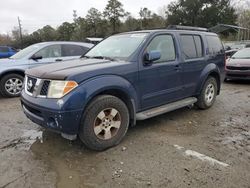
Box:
<box><xmin>206</xmin><ymin>35</ymin><xmax>224</xmax><ymax>55</ymax></box>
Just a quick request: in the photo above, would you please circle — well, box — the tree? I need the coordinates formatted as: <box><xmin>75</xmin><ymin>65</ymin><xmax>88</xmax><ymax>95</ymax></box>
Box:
<box><xmin>86</xmin><ymin>8</ymin><xmax>103</xmax><ymax>36</ymax></box>
<box><xmin>57</xmin><ymin>22</ymin><xmax>75</xmax><ymax>41</ymax></box>
<box><xmin>166</xmin><ymin>0</ymin><xmax>237</xmax><ymax>28</ymax></box>
<box><xmin>103</xmin><ymin>0</ymin><xmax>126</xmax><ymax>33</ymax></box>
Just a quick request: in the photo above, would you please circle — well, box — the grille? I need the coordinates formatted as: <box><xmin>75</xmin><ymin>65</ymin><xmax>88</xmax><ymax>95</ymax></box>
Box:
<box><xmin>40</xmin><ymin>80</ymin><xmax>50</xmax><ymax>96</ymax></box>
<box><xmin>226</xmin><ymin>66</ymin><xmax>250</xmax><ymax>71</ymax></box>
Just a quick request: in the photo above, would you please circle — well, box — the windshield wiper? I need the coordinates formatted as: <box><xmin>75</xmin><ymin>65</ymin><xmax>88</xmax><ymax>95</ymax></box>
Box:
<box><xmin>82</xmin><ymin>55</ymin><xmax>116</xmax><ymax>61</ymax></box>
<box><xmin>91</xmin><ymin>56</ymin><xmax>116</xmax><ymax>61</ymax></box>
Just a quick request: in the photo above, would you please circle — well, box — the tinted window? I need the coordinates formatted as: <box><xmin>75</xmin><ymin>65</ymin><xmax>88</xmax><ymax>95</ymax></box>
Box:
<box><xmin>180</xmin><ymin>35</ymin><xmax>197</xmax><ymax>59</ymax></box>
<box><xmin>35</xmin><ymin>45</ymin><xmax>62</xmax><ymax>58</ymax></box>
<box><xmin>62</xmin><ymin>45</ymin><xmax>88</xmax><ymax>57</ymax></box>
<box><xmin>194</xmin><ymin>35</ymin><xmax>203</xmax><ymax>58</ymax></box>
<box><xmin>0</xmin><ymin>47</ymin><xmax>9</xmax><ymax>53</ymax></box>
<box><xmin>146</xmin><ymin>35</ymin><xmax>176</xmax><ymax>63</ymax></box>
<box><xmin>206</xmin><ymin>35</ymin><xmax>223</xmax><ymax>55</ymax></box>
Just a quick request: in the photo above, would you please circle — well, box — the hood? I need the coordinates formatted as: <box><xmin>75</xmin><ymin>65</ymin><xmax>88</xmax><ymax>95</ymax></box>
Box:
<box><xmin>0</xmin><ymin>58</ymin><xmax>23</xmax><ymax>67</ymax></box>
<box><xmin>26</xmin><ymin>58</ymin><xmax>133</xmax><ymax>82</ymax></box>
<box><xmin>227</xmin><ymin>58</ymin><xmax>250</xmax><ymax>67</ymax></box>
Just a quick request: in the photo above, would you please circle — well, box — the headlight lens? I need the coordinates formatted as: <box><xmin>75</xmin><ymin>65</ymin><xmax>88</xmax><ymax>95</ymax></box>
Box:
<box><xmin>47</xmin><ymin>80</ymin><xmax>78</xmax><ymax>98</ymax></box>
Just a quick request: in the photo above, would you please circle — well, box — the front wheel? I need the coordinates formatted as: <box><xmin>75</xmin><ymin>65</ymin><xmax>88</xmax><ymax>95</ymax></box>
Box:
<box><xmin>79</xmin><ymin>95</ymin><xmax>130</xmax><ymax>151</ymax></box>
<box><xmin>0</xmin><ymin>74</ymin><xmax>24</xmax><ymax>98</ymax></box>
<box><xmin>196</xmin><ymin>77</ymin><xmax>218</xmax><ymax>109</ymax></box>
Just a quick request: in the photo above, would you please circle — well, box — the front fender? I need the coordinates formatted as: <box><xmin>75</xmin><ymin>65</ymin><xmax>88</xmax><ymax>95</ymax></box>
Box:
<box><xmin>195</xmin><ymin>63</ymin><xmax>221</xmax><ymax>95</ymax></box>
<box><xmin>62</xmin><ymin>75</ymin><xmax>139</xmax><ymax>111</ymax></box>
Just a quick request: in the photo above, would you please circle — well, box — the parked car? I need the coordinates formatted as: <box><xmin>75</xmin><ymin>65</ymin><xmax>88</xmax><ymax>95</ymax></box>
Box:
<box><xmin>0</xmin><ymin>41</ymin><xmax>93</xmax><ymax>97</ymax></box>
<box><xmin>0</xmin><ymin>46</ymin><xmax>17</xmax><ymax>58</ymax></box>
<box><xmin>225</xmin><ymin>49</ymin><xmax>238</xmax><ymax>59</ymax></box>
<box><xmin>21</xmin><ymin>26</ymin><xmax>225</xmax><ymax>151</ymax></box>
<box><xmin>225</xmin><ymin>48</ymin><xmax>250</xmax><ymax>81</ymax></box>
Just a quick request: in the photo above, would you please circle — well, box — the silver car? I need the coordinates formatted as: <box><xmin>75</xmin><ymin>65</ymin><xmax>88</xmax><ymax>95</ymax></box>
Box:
<box><xmin>0</xmin><ymin>41</ymin><xmax>93</xmax><ymax>97</ymax></box>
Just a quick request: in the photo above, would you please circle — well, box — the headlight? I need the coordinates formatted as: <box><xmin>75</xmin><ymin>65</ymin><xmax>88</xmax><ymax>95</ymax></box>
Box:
<box><xmin>47</xmin><ymin>80</ymin><xmax>78</xmax><ymax>98</ymax></box>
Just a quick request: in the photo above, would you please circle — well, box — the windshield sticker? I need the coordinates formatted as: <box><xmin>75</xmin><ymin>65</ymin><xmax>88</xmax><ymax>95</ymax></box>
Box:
<box><xmin>130</xmin><ymin>34</ymin><xmax>147</xmax><ymax>38</ymax></box>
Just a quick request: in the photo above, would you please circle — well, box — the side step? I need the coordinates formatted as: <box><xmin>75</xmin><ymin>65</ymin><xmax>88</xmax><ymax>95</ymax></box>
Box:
<box><xmin>136</xmin><ymin>97</ymin><xmax>197</xmax><ymax>120</ymax></box>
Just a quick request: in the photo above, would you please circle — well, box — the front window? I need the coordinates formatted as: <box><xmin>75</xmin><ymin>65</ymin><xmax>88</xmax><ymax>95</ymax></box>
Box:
<box><xmin>232</xmin><ymin>48</ymin><xmax>250</xmax><ymax>59</ymax></box>
<box><xmin>85</xmin><ymin>33</ymin><xmax>149</xmax><ymax>60</ymax></box>
<box><xmin>34</xmin><ymin>45</ymin><xmax>61</xmax><ymax>58</ymax></box>
<box><xmin>10</xmin><ymin>44</ymin><xmax>41</xmax><ymax>59</ymax></box>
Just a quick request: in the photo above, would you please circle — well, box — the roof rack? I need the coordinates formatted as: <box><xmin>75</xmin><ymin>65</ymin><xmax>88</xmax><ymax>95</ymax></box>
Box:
<box><xmin>167</xmin><ymin>25</ymin><xmax>208</xmax><ymax>32</ymax></box>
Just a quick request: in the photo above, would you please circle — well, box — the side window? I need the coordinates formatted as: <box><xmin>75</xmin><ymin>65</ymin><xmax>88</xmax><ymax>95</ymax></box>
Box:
<box><xmin>35</xmin><ymin>45</ymin><xmax>62</xmax><ymax>58</ymax></box>
<box><xmin>180</xmin><ymin>35</ymin><xmax>198</xmax><ymax>60</ymax></box>
<box><xmin>146</xmin><ymin>35</ymin><xmax>176</xmax><ymax>63</ymax></box>
<box><xmin>194</xmin><ymin>35</ymin><xmax>203</xmax><ymax>58</ymax></box>
<box><xmin>0</xmin><ymin>47</ymin><xmax>9</xmax><ymax>53</ymax></box>
<box><xmin>206</xmin><ymin>36</ymin><xmax>224</xmax><ymax>55</ymax></box>
<box><xmin>62</xmin><ymin>45</ymin><xmax>88</xmax><ymax>57</ymax></box>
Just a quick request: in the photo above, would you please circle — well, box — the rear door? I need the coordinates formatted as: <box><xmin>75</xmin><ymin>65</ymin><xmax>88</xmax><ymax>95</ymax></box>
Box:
<box><xmin>61</xmin><ymin>44</ymin><xmax>89</xmax><ymax>61</ymax></box>
<box><xmin>178</xmin><ymin>34</ymin><xmax>206</xmax><ymax>97</ymax></box>
<box><xmin>139</xmin><ymin>33</ymin><xmax>183</xmax><ymax>110</ymax></box>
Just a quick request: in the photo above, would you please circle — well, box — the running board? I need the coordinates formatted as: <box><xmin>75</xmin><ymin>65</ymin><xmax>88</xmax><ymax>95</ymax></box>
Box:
<box><xmin>136</xmin><ymin>97</ymin><xmax>197</xmax><ymax>120</ymax></box>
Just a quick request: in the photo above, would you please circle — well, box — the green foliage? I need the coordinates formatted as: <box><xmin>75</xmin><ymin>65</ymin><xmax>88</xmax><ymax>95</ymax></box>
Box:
<box><xmin>167</xmin><ymin>0</ymin><xmax>237</xmax><ymax>28</ymax></box>
<box><xmin>103</xmin><ymin>0</ymin><xmax>126</xmax><ymax>33</ymax></box>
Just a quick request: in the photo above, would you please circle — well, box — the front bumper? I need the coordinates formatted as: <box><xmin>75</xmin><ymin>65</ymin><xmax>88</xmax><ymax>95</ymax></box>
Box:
<box><xmin>21</xmin><ymin>90</ymin><xmax>83</xmax><ymax>135</ymax></box>
<box><xmin>225</xmin><ymin>69</ymin><xmax>250</xmax><ymax>80</ymax></box>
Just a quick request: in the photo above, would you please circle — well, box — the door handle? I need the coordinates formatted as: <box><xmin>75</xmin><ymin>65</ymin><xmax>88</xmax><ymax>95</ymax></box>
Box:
<box><xmin>174</xmin><ymin>65</ymin><xmax>181</xmax><ymax>71</ymax></box>
<box><xmin>55</xmin><ymin>59</ymin><xmax>62</xmax><ymax>62</ymax></box>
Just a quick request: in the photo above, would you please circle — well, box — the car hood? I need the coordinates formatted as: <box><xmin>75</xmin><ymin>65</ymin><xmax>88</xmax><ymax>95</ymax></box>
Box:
<box><xmin>227</xmin><ymin>58</ymin><xmax>250</xmax><ymax>67</ymax></box>
<box><xmin>0</xmin><ymin>58</ymin><xmax>24</xmax><ymax>67</ymax></box>
<box><xmin>25</xmin><ymin>58</ymin><xmax>133</xmax><ymax>82</ymax></box>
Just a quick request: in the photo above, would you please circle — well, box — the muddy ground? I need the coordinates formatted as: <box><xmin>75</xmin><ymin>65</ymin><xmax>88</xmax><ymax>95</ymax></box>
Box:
<box><xmin>0</xmin><ymin>81</ymin><xmax>249</xmax><ymax>188</ymax></box>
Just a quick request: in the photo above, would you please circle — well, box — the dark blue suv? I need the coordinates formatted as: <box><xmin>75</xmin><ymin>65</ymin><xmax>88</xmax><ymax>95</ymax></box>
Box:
<box><xmin>21</xmin><ymin>26</ymin><xmax>225</xmax><ymax>150</ymax></box>
<box><xmin>0</xmin><ymin>46</ymin><xmax>17</xmax><ymax>58</ymax></box>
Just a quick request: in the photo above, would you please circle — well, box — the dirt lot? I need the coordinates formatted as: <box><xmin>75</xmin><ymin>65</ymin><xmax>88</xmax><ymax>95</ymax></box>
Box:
<box><xmin>0</xmin><ymin>81</ymin><xmax>249</xmax><ymax>188</ymax></box>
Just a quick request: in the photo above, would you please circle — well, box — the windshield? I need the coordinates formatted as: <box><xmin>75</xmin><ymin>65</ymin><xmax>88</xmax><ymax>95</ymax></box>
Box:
<box><xmin>10</xmin><ymin>44</ymin><xmax>41</xmax><ymax>59</ymax></box>
<box><xmin>232</xmin><ymin>48</ymin><xmax>250</xmax><ymax>59</ymax></box>
<box><xmin>85</xmin><ymin>33</ymin><xmax>148</xmax><ymax>60</ymax></box>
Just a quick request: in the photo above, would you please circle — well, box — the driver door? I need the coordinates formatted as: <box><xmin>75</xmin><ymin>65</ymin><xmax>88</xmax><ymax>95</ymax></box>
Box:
<box><xmin>139</xmin><ymin>34</ymin><xmax>183</xmax><ymax>110</ymax></box>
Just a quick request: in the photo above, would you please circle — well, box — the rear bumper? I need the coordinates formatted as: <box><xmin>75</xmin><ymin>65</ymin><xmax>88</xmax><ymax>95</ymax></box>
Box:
<box><xmin>21</xmin><ymin>91</ymin><xmax>83</xmax><ymax>135</ymax></box>
<box><xmin>225</xmin><ymin>69</ymin><xmax>250</xmax><ymax>80</ymax></box>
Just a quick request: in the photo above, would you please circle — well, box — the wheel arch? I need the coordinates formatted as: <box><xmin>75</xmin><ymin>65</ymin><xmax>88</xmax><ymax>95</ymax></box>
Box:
<box><xmin>78</xmin><ymin>75</ymin><xmax>139</xmax><ymax>127</ymax></box>
<box><xmin>196</xmin><ymin>64</ymin><xmax>221</xmax><ymax>96</ymax></box>
<box><xmin>0</xmin><ymin>69</ymin><xmax>25</xmax><ymax>80</ymax></box>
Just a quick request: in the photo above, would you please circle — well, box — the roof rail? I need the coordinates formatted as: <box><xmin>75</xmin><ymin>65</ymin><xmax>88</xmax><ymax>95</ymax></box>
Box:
<box><xmin>167</xmin><ymin>25</ymin><xmax>208</xmax><ymax>32</ymax></box>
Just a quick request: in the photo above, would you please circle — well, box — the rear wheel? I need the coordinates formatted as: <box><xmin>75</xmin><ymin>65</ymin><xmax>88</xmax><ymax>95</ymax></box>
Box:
<box><xmin>196</xmin><ymin>77</ymin><xmax>218</xmax><ymax>109</ymax></box>
<box><xmin>79</xmin><ymin>95</ymin><xmax>130</xmax><ymax>151</ymax></box>
<box><xmin>0</xmin><ymin>74</ymin><xmax>24</xmax><ymax>97</ymax></box>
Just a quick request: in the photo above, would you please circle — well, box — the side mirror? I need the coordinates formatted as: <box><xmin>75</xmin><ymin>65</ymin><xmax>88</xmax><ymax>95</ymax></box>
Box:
<box><xmin>144</xmin><ymin>51</ymin><xmax>161</xmax><ymax>64</ymax></box>
<box><xmin>31</xmin><ymin>55</ymin><xmax>43</xmax><ymax>61</ymax></box>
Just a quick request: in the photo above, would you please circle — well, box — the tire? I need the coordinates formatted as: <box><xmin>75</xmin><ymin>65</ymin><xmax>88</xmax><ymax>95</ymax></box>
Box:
<box><xmin>79</xmin><ymin>95</ymin><xmax>130</xmax><ymax>151</ymax></box>
<box><xmin>0</xmin><ymin>74</ymin><xmax>24</xmax><ymax>98</ymax></box>
<box><xmin>196</xmin><ymin>77</ymin><xmax>218</xmax><ymax>110</ymax></box>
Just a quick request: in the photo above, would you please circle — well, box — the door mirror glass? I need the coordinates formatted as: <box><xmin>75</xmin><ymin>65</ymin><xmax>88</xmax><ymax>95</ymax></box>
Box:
<box><xmin>144</xmin><ymin>50</ymin><xmax>161</xmax><ymax>63</ymax></box>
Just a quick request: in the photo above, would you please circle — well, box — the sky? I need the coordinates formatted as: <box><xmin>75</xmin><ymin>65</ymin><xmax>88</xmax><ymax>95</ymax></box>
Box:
<box><xmin>0</xmin><ymin>0</ymin><xmax>172</xmax><ymax>34</ymax></box>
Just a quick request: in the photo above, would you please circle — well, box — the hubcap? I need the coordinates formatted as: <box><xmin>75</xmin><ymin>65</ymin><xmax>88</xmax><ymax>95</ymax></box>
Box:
<box><xmin>94</xmin><ymin>108</ymin><xmax>121</xmax><ymax>140</ymax></box>
<box><xmin>5</xmin><ymin>78</ymin><xmax>23</xmax><ymax>95</ymax></box>
<box><xmin>205</xmin><ymin>83</ymin><xmax>215</xmax><ymax>105</ymax></box>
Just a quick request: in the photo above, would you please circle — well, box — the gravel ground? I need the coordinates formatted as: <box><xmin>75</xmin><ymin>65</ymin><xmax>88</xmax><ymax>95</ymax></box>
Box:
<box><xmin>0</xmin><ymin>81</ymin><xmax>249</xmax><ymax>188</ymax></box>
